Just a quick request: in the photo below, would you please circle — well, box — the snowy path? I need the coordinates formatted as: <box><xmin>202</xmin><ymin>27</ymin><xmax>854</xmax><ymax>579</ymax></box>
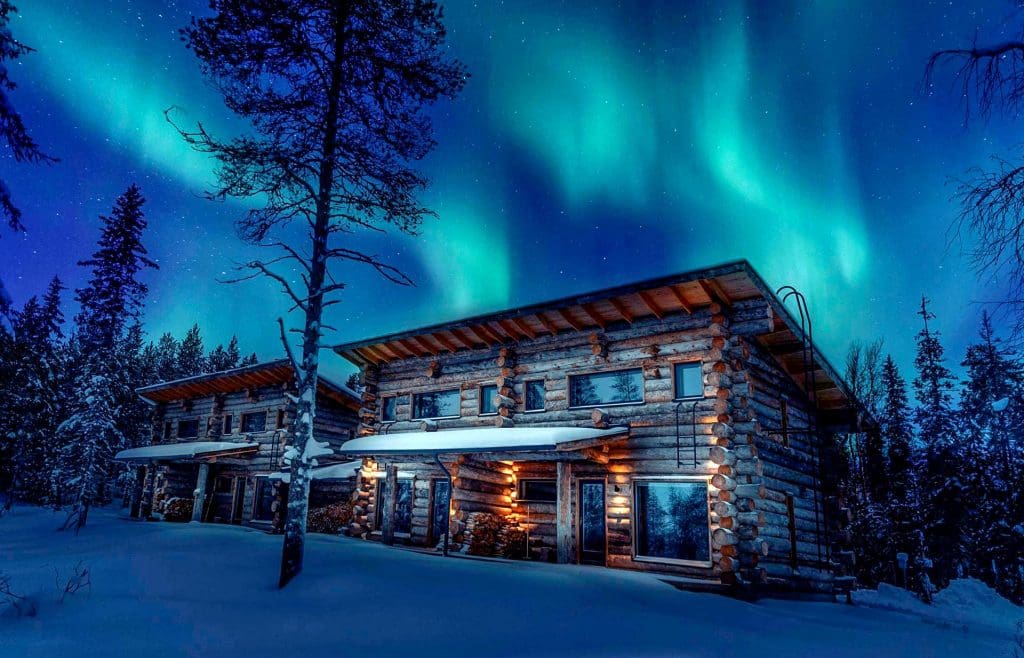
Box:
<box><xmin>0</xmin><ymin>506</ymin><xmax>1018</xmax><ymax>658</ymax></box>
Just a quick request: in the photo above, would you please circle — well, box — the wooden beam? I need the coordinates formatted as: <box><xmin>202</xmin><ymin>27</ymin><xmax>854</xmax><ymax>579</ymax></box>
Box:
<box><xmin>487</xmin><ymin>321</ymin><xmax>516</xmax><ymax>342</ymax></box>
<box><xmin>497</xmin><ymin>318</ymin><xmax>525</xmax><ymax>341</ymax></box>
<box><xmin>667</xmin><ymin>284</ymin><xmax>694</xmax><ymax>314</ymax></box>
<box><xmin>450</xmin><ymin>327</ymin><xmax>481</xmax><ymax>349</ymax></box>
<box><xmin>636</xmin><ymin>290</ymin><xmax>665</xmax><ymax>320</ymax></box>
<box><xmin>355</xmin><ymin>346</ymin><xmax>384</xmax><ymax>365</ymax></box>
<box><xmin>382</xmin><ymin>464</ymin><xmax>398</xmax><ymax>546</ymax></box>
<box><xmin>698</xmin><ymin>278</ymin><xmax>733</xmax><ymax>309</ymax></box>
<box><xmin>511</xmin><ymin>317</ymin><xmax>538</xmax><ymax>341</ymax></box>
<box><xmin>376</xmin><ymin>343</ymin><xmax>405</xmax><ymax>361</ymax></box>
<box><xmin>579</xmin><ymin>303</ymin><xmax>606</xmax><ymax>329</ymax></box>
<box><xmin>556</xmin><ymin>308</ymin><xmax>584</xmax><ymax>332</ymax></box>
<box><xmin>608</xmin><ymin>297</ymin><xmax>634</xmax><ymax>324</ymax></box>
<box><xmin>465</xmin><ymin>325</ymin><xmax>495</xmax><ymax>347</ymax></box>
<box><xmin>556</xmin><ymin>461</ymin><xmax>572</xmax><ymax>564</ymax></box>
<box><xmin>433</xmin><ymin>332</ymin><xmax>460</xmax><ymax>354</ymax></box>
<box><xmin>581</xmin><ymin>447</ymin><xmax>610</xmax><ymax>464</ymax></box>
<box><xmin>389</xmin><ymin>340</ymin><xmax>419</xmax><ymax>359</ymax></box>
<box><xmin>410</xmin><ymin>335</ymin><xmax>439</xmax><ymax>356</ymax></box>
<box><xmin>534</xmin><ymin>312</ymin><xmax>561</xmax><ymax>336</ymax></box>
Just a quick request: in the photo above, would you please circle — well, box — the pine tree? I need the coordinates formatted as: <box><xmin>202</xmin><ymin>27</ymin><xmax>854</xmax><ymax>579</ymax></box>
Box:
<box><xmin>176</xmin><ymin>324</ymin><xmax>206</xmax><ymax>376</ymax></box>
<box><xmin>207</xmin><ymin>335</ymin><xmax>241</xmax><ymax>372</ymax></box>
<box><xmin>153</xmin><ymin>332</ymin><xmax>179</xmax><ymax>382</ymax></box>
<box><xmin>54</xmin><ymin>186</ymin><xmax>157</xmax><ymax>528</ymax></box>
<box><xmin>240</xmin><ymin>352</ymin><xmax>259</xmax><ymax>367</ymax></box>
<box><xmin>175</xmin><ymin>0</ymin><xmax>466</xmax><ymax>586</ymax></box>
<box><xmin>912</xmin><ymin>297</ymin><xmax>965</xmax><ymax>586</ymax></box>
<box><xmin>0</xmin><ymin>0</ymin><xmax>56</xmax><ymax>233</ymax></box>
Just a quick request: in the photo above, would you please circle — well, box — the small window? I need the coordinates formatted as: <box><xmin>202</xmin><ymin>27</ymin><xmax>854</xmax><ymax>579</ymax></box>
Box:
<box><xmin>223</xmin><ymin>414</ymin><xmax>233</xmax><ymax>435</ymax></box>
<box><xmin>479</xmin><ymin>384</ymin><xmax>498</xmax><ymax>415</ymax></box>
<box><xmin>524</xmin><ymin>380</ymin><xmax>545</xmax><ymax>412</ymax></box>
<box><xmin>381</xmin><ymin>397</ymin><xmax>397</xmax><ymax>422</ymax></box>
<box><xmin>634</xmin><ymin>480</ymin><xmax>710</xmax><ymax>564</ymax></box>
<box><xmin>517</xmin><ymin>479</ymin><xmax>557</xmax><ymax>503</ymax></box>
<box><xmin>177</xmin><ymin>419</ymin><xmax>199</xmax><ymax>439</ymax></box>
<box><xmin>673</xmin><ymin>362</ymin><xmax>703</xmax><ymax>400</ymax></box>
<box><xmin>568</xmin><ymin>368</ymin><xmax>643</xmax><ymax>408</ymax></box>
<box><xmin>163</xmin><ymin>421</ymin><xmax>172</xmax><ymax>441</ymax></box>
<box><xmin>241</xmin><ymin>412</ymin><xmax>267</xmax><ymax>433</ymax></box>
<box><xmin>276</xmin><ymin>409</ymin><xmax>286</xmax><ymax>429</ymax></box>
<box><xmin>411</xmin><ymin>389</ymin><xmax>461</xmax><ymax>419</ymax></box>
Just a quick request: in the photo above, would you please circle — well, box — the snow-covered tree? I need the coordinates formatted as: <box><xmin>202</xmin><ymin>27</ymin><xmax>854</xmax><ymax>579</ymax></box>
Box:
<box><xmin>173</xmin><ymin>0</ymin><xmax>466</xmax><ymax>586</ymax></box>
<box><xmin>53</xmin><ymin>186</ymin><xmax>156</xmax><ymax>527</ymax></box>
<box><xmin>152</xmin><ymin>332</ymin><xmax>179</xmax><ymax>382</ymax></box>
<box><xmin>912</xmin><ymin>297</ymin><xmax>966</xmax><ymax>586</ymax></box>
<box><xmin>176</xmin><ymin>324</ymin><xmax>206</xmax><ymax>376</ymax></box>
<box><xmin>53</xmin><ymin>370</ymin><xmax>124</xmax><ymax>533</ymax></box>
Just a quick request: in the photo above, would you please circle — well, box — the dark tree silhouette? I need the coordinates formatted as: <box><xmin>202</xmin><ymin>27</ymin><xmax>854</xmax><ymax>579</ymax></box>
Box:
<box><xmin>173</xmin><ymin>0</ymin><xmax>466</xmax><ymax>587</ymax></box>
<box><xmin>0</xmin><ymin>0</ymin><xmax>56</xmax><ymax>232</ymax></box>
<box><xmin>927</xmin><ymin>23</ymin><xmax>1024</xmax><ymax>338</ymax></box>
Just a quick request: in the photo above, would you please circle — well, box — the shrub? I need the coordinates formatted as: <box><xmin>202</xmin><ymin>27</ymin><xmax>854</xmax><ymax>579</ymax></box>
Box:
<box><xmin>308</xmin><ymin>501</ymin><xmax>353</xmax><ymax>534</ymax></box>
<box><xmin>162</xmin><ymin>497</ymin><xmax>193</xmax><ymax>523</ymax></box>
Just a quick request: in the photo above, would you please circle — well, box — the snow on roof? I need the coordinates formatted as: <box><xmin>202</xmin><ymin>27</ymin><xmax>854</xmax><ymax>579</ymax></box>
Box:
<box><xmin>268</xmin><ymin>460</ymin><xmax>363</xmax><ymax>482</ymax></box>
<box><xmin>340</xmin><ymin>426</ymin><xmax>629</xmax><ymax>456</ymax></box>
<box><xmin>114</xmin><ymin>441</ymin><xmax>259</xmax><ymax>462</ymax></box>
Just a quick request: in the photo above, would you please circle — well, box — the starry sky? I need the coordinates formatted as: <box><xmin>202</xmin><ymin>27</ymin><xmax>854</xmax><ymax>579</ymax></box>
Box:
<box><xmin>2</xmin><ymin>1</ymin><xmax>1020</xmax><ymax>382</ymax></box>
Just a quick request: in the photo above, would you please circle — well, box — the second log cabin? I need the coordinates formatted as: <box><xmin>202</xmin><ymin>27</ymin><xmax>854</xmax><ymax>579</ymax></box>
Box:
<box><xmin>333</xmin><ymin>260</ymin><xmax>875</xmax><ymax>594</ymax></box>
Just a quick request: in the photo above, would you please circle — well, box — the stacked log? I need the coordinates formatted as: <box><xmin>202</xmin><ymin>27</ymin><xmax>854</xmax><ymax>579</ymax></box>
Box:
<box><xmin>348</xmin><ymin>458</ymin><xmax>376</xmax><ymax>537</ymax></box>
<box><xmin>494</xmin><ymin>347</ymin><xmax>518</xmax><ymax>428</ymax></box>
<box><xmin>588</xmin><ymin>332</ymin><xmax>609</xmax><ymax>358</ymax></box>
<box><xmin>357</xmin><ymin>365</ymin><xmax>380</xmax><ymax>437</ymax></box>
<box><xmin>207</xmin><ymin>394</ymin><xmax>226</xmax><ymax>438</ymax></box>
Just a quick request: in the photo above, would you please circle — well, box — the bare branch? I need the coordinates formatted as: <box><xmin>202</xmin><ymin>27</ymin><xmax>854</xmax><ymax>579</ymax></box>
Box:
<box><xmin>925</xmin><ymin>40</ymin><xmax>1024</xmax><ymax>122</ymax></box>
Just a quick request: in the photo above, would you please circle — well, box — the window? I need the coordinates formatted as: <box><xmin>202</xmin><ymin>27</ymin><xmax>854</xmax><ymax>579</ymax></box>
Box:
<box><xmin>177</xmin><ymin>419</ymin><xmax>199</xmax><ymax>439</ymax></box>
<box><xmin>673</xmin><ymin>362</ymin><xmax>703</xmax><ymax>400</ymax></box>
<box><xmin>380</xmin><ymin>396</ymin><xmax>397</xmax><ymax>422</ymax></box>
<box><xmin>634</xmin><ymin>480</ymin><xmax>710</xmax><ymax>564</ymax></box>
<box><xmin>223</xmin><ymin>414</ymin><xmax>233</xmax><ymax>435</ymax></box>
<box><xmin>376</xmin><ymin>478</ymin><xmax>413</xmax><ymax>534</ymax></box>
<box><xmin>568</xmin><ymin>368</ymin><xmax>643</xmax><ymax>408</ymax></box>
<box><xmin>518</xmin><ymin>479</ymin><xmax>557</xmax><ymax>503</ymax></box>
<box><xmin>524</xmin><ymin>380</ymin><xmax>545</xmax><ymax>412</ymax></box>
<box><xmin>163</xmin><ymin>421</ymin><xmax>172</xmax><ymax>441</ymax></box>
<box><xmin>253</xmin><ymin>476</ymin><xmax>277</xmax><ymax>522</ymax></box>
<box><xmin>479</xmin><ymin>384</ymin><xmax>498</xmax><ymax>415</ymax></box>
<box><xmin>241</xmin><ymin>412</ymin><xmax>267</xmax><ymax>433</ymax></box>
<box><xmin>276</xmin><ymin>409</ymin><xmax>286</xmax><ymax>429</ymax></box>
<box><xmin>411</xmin><ymin>389</ymin><xmax>460</xmax><ymax>419</ymax></box>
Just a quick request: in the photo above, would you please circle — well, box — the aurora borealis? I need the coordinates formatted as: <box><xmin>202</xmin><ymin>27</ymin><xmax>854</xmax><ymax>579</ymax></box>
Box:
<box><xmin>2</xmin><ymin>1</ymin><xmax>1019</xmax><ymax>379</ymax></box>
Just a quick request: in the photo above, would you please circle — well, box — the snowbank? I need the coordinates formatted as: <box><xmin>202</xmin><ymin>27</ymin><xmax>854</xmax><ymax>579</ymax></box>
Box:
<box><xmin>0</xmin><ymin>506</ymin><xmax>1019</xmax><ymax>657</ymax></box>
<box><xmin>854</xmin><ymin>579</ymin><xmax>1023</xmax><ymax>637</ymax></box>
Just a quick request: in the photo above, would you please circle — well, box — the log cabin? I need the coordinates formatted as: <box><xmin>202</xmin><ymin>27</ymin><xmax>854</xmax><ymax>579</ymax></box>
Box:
<box><xmin>333</xmin><ymin>260</ymin><xmax>876</xmax><ymax>594</ymax></box>
<box><xmin>115</xmin><ymin>359</ymin><xmax>360</xmax><ymax>527</ymax></box>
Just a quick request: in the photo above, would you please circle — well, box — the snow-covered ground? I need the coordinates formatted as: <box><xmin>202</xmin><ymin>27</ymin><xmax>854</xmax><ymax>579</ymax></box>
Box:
<box><xmin>0</xmin><ymin>506</ymin><xmax>1020</xmax><ymax>658</ymax></box>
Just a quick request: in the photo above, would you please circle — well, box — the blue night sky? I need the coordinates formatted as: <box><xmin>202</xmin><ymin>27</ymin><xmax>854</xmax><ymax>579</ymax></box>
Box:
<box><xmin>1</xmin><ymin>1</ymin><xmax>1019</xmax><ymax>381</ymax></box>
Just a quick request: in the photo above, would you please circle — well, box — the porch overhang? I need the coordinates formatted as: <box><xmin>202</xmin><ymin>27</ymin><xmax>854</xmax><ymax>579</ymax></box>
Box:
<box><xmin>339</xmin><ymin>426</ymin><xmax>629</xmax><ymax>460</ymax></box>
<box><xmin>113</xmin><ymin>441</ymin><xmax>259</xmax><ymax>463</ymax></box>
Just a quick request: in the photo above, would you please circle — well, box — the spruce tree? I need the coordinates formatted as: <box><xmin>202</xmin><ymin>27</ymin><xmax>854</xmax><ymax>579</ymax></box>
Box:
<box><xmin>153</xmin><ymin>332</ymin><xmax>179</xmax><ymax>382</ymax></box>
<box><xmin>912</xmin><ymin>297</ymin><xmax>964</xmax><ymax>586</ymax></box>
<box><xmin>207</xmin><ymin>335</ymin><xmax>241</xmax><ymax>372</ymax></box>
<box><xmin>239</xmin><ymin>352</ymin><xmax>259</xmax><ymax>367</ymax></box>
<box><xmin>176</xmin><ymin>324</ymin><xmax>206</xmax><ymax>376</ymax></box>
<box><xmin>54</xmin><ymin>186</ymin><xmax>156</xmax><ymax>528</ymax></box>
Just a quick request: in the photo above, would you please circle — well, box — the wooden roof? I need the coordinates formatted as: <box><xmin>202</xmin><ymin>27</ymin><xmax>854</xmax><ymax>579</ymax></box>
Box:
<box><xmin>333</xmin><ymin>260</ymin><xmax>876</xmax><ymax>431</ymax></box>
<box><xmin>136</xmin><ymin>359</ymin><xmax>360</xmax><ymax>412</ymax></box>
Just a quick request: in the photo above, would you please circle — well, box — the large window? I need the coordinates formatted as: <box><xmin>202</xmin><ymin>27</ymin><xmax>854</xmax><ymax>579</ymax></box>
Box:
<box><xmin>479</xmin><ymin>384</ymin><xmax>498</xmax><ymax>415</ymax></box>
<box><xmin>568</xmin><ymin>368</ymin><xmax>643</xmax><ymax>408</ymax></box>
<box><xmin>411</xmin><ymin>389</ymin><xmax>460</xmax><ymax>419</ymax></box>
<box><xmin>376</xmin><ymin>478</ymin><xmax>413</xmax><ymax>534</ymax></box>
<box><xmin>524</xmin><ymin>380</ymin><xmax>545</xmax><ymax>412</ymax></box>
<box><xmin>177</xmin><ymin>419</ymin><xmax>199</xmax><ymax>439</ymax></box>
<box><xmin>517</xmin><ymin>479</ymin><xmax>557</xmax><ymax>503</ymax></box>
<box><xmin>673</xmin><ymin>362</ymin><xmax>703</xmax><ymax>400</ymax></box>
<box><xmin>634</xmin><ymin>480</ymin><xmax>710</xmax><ymax>564</ymax></box>
<box><xmin>241</xmin><ymin>412</ymin><xmax>267</xmax><ymax>433</ymax></box>
<box><xmin>380</xmin><ymin>396</ymin><xmax>397</xmax><ymax>422</ymax></box>
<box><xmin>252</xmin><ymin>476</ymin><xmax>277</xmax><ymax>522</ymax></box>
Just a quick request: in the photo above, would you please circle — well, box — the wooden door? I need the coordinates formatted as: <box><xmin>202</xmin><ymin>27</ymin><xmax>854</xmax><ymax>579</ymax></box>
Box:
<box><xmin>578</xmin><ymin>479</ymin><xmax>607</xmax><ymax>565</ymax></box>
<box><xmin>231</xmin><ymin>477</ymin><xmax>246</xmax><ymax>525</ymax></box>
<box><xmin>429</xmin><ymin>478</ymin><xmax>451</xmax><ymax>545</ymax></box>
